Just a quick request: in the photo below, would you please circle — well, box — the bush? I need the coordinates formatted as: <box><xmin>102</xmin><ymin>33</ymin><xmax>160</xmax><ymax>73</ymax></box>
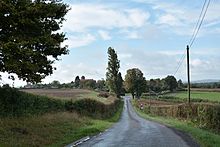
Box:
<box><xmin>0</xmin><ymin>87</ymin><xmax>121</xmax><ymax>119</ymax></box>
<box><xmin>135</xmin><ymin>100</ymin><xmax>220</xmax><ymax>133</ymax></box>
<box><xmin>0</xmin><ymin>87</ymin><xmax>65</xmax><ymax>117</ymax></box>
<box><xmin>98</xmin><ymin>92</ymin><xmax>110</xmax><ymax>98</ymax></box>
<box><xmin>65</xmin><ymin>98</ymin><xmax>121</xmax><ymax>119</ymax></box>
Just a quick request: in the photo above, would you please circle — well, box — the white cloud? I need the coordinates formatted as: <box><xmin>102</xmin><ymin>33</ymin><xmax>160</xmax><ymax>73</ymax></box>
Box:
<box><xmin>133</xmin><ymin>0</ymin><xmax>220</xmax><ymax>36</ymax></box>
<box><xmin>42</xmin><ymin>62</ymin><xmax>106</xmax><ymax>84</ymax></box>
<box><xmin>157</xmin><ymin>14</ymin><xmax>182</xmax><ymax>27</ymax></box>
<box><xmin>98</xmin><ymin>30</ymin><xmax>111</xmax><ymax>40</ymax></box>
<box><xmin>64</xmin><ymin>34</ymin><xmax>96</xmax><ymax>48</ymax></box>
<box><xmin>63</xmin><ymin>4</ymin><xmax>150</xmax><ymax>32</ymax></box>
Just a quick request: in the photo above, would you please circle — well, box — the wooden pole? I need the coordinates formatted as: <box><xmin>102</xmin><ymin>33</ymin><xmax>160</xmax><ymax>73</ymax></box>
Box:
<box><xmin>187</xmin><ymin>45</ymin><xmax>191</xmax><ymax>103</ymax></box>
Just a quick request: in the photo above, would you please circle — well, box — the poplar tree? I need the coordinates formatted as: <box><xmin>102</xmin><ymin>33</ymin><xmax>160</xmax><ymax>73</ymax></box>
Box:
<box><xmin>106</xmin><ymin>47</ymin><xmax>122</xmax><ymax>97</ymax></box>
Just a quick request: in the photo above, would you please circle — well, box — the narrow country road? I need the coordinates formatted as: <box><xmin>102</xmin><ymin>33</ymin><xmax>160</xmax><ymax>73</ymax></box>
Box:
<box><xmin>74</xmin><ymin>96</ymin><xmax>198</xmax><ymax>147</ymax></box>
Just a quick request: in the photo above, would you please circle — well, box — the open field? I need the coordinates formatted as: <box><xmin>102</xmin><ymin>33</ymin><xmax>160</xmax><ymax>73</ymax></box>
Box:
<box><xmin>21</xmin><ymin>89</ymin><xmax>115</xmax><ymax>104</ymax></box>
<box><xmin>164</xmin><ymin>91</ymin><xmax>220</xmax><ymax>102</ymax></box>
<box><xmin>191</xmin><ymin>88</ymin><xmax>220</xmax><ymax>92</ymax></box>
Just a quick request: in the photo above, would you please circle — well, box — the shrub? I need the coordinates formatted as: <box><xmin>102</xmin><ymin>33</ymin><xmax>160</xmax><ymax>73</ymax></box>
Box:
<box><xmin>65</xmin><ymin>98</ymin><xmax>121</xmax><ymax>119</ymax></box>
<box><xmin>135</xmin><ymin>101</ymin><xmax>220</xmax><ymax>133</ymax></box>
<box><xmin>98</xmin><ymin>92</ymin><xmax>110</xmax><ymax>98</ymax></box>
<box><xmin>0</xmin><ymin>87</ymin><xmax>65</xmax><ymax>117</ymax></box>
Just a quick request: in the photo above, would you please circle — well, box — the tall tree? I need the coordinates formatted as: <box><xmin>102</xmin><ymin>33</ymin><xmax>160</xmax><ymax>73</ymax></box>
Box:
<box><xmin>135</xmin><ymin>69</ymin><xmax>146</xmax><ymax>98</ymax></box>
<box><xmin>125</xmin><ymin>68</ymin><xmax>146</xmax><ymax>99</ymax></box>
<box><xmin>96</xmin><ymin>79</ymin><xmax>106</xmax><ymax>91</ymax></box>
<box><xmin>0</xmin><ymin>0</ymin><xmax>69</xmax><ymax>83</ymax></box>
<box><xmin>81</xmin><ymin>76</ymin><xmax>85</xmax><ymax>80</ymax></box>
<box><xmin>106</xmin><ymin>47</ymin><xmax>121</xmax><ymax>97</ymax></box>
<box><xmin>74</xmin><ymin>76</ymin><xmax>80</xmax><ymax>88</ymax></box>
<box><xmin>164</xmin><ymin>75</ymin><xmax>178</xmax><ymax>92</ymax></box>
<box><xmin>125</xmin><ymin>69</ymin><xmax>136</xmax><ymax>98</ymax></box>
<box><xmin>177</xmin><ymin>79</ymin><xmax>184</xmax><ymax>89</ymax></box>
<box><xmin>116</xmin><ymin>72</ymin><xmax>123</xmax><ymax>98</ymax></box>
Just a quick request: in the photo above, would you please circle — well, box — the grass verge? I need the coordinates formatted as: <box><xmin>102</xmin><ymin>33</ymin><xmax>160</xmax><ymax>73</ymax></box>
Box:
<box><xmin>131</xmin><ymin>100</ymin><xmax>220</xmax><ymax>147</ymax></box>
<box><xmin>53</xmin><ymin>100</ymin><xmax>124</xmax><ymax>147</ymax></box>
<box><xmin>0</xmin><ymin>101</ymin><xmax>123</xmax><ymax>147</ymax></box>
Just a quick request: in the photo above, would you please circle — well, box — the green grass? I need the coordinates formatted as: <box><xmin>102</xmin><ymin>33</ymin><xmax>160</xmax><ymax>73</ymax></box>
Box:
<box><xmin>164</xmin><ymin>91</ymin><xmax>220</xmax><ymax>102</ymax></box>
<box><xmin>132</xmin><ymin>100</ymin><xmax>220</xmax><ymax>147</ymax></box>
<box><xmin>0</xmin><ymin>100</ymin><xmax>123</xmax><ymax>147</ymax></box>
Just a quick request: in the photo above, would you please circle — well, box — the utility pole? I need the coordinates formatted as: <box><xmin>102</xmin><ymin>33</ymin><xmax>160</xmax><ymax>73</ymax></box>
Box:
<box><xmin>187</xmin><ymin>45</ymin><xmax>191</xmax><ymax>103</ymax></box>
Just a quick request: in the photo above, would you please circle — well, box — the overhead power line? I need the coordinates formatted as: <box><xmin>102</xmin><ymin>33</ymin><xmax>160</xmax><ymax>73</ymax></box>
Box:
<box><xmin>188</xmin><ymin>0</ymin><xmax>207</xmax><ymax>45</ymax></box>
<box><xmin>174</xmin><ymin>51</ymin><xmax>186</xmax><ymax>76</ymax></box>
<box><xmin>189</xmin><ymin>0</ymin><xmax>211</xmax><ymax>47</ymax></box>
<box><xmin>173</xmin><ymin>0</ymin><xmax>211</xmax><ymax>76</ymax></box>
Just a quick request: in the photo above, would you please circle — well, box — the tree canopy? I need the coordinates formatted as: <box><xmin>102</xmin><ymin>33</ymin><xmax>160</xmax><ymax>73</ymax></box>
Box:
<box><xmin>164</xmin><ymin>75</ymin><xmax>178</xmax><ymax>92</ymax></box>
<box><xmin>125</xmin><ymin>68</ymin><xmax>146</xmax><ymax>99</ymax></box>
<box><xmin>0</xmin><ymin>0</ymin><xmax>69</xmax><ymax>83</ymax></box>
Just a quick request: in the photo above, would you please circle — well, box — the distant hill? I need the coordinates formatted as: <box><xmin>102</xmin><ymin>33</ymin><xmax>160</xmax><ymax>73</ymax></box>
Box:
<box><xmin>192</xmin><ymin>79</ymin><xmax>220</xmax><ymax>84</ymax></box>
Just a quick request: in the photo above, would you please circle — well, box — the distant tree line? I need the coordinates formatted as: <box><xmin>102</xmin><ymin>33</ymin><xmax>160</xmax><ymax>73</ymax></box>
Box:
<box><xmin>190</xmin><ymin>82</ymin><xmax>220</xmax><ymax>89</ymax></box>
<box><xmin>23</xmin><ymin>77</ymin><xmax>108</xmax><ymax>91</ymax></box>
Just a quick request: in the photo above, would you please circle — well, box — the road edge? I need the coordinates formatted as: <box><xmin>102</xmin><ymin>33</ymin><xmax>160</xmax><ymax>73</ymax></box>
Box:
<box><xmin>131</xmin><ymin>99</ymin><xmax>200</xmax><ymax>147</ymax></box>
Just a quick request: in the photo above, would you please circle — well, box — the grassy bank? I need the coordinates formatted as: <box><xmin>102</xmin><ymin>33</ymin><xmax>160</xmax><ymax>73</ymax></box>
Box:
<box><xmin>0</xmin><ymin>101</ymin><xmax>123</xmax><ymax>147</ymax></box>
<box><xmin>132</xmin><ymin>100</ymin><xmax>220</xmax><ymax>147</ymax></box>
<box><xmin>0</xmin><ymin>87</ymin><xmax>123</xmax><ymax>146</ymax></box>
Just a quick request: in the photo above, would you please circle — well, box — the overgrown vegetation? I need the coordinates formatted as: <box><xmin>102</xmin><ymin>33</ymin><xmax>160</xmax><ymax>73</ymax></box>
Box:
<box><xmin>132</xmin><ymin>102</ymin><xmax>220</xmax><ymax>147</ymax></box>
<box><xmin>65</xmin><ymin>98</ymin><xmax>121</xmax><ymax>119</ymax></box>
<box><xmin>134</xmin><ymin>99</ymin><xmax>220</xmax><ymax>133</ymax></box>
<box><xmin>0</xmin><ymin>87</ymin><xmax>123</xmax><ymax>146</ymax></box>
<box><xmin>0</xmin><ymin>86</ymin><xmax>65</xmax><ymax>117</ymax></box>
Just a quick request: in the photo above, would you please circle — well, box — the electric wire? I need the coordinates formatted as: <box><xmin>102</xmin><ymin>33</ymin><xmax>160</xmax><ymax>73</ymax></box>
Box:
<box><xmin>188</xmin><ymin>0</ymin><xmax>208</xmax><ymax>46</ymax></box>
<box><xmin>189</xmin><ymin>0</ymin><xmax>211</xmax><ymax>47</ymax></box>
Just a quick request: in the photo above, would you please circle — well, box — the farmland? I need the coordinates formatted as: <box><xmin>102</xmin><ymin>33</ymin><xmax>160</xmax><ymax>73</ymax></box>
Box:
<box><xmin>164</xmin><ymin>90</ymin><xmax>220</xmax><ymax>102</ymax></box>
<box><xmin>21</xmin><ymin>89</ymin><xmax>116</xmax><ymax>104</ymax></box>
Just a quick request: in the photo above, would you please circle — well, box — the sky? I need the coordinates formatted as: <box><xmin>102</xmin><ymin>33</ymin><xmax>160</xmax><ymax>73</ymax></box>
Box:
<box><xmin>1</xmin><ymin>0</ymin><xmax>220</xmax><ymax>87</ymax></box>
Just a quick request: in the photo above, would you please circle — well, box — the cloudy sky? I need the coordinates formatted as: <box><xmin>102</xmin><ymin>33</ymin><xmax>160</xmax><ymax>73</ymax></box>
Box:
<box><xmin>1</xmin><ymin>0</ymin><xmax>220</xmax><ymax>86</ymax></box>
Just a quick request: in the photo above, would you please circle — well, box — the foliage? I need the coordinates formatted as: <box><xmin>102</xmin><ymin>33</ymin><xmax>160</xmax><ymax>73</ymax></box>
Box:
<box><xmin>0</xmin><ymin>102</ymin><xmax>124</xmax><ymax>147</ymax></box>
<box><xmin>190</xmin><ymin>82</ymin><xmax>220</xmax><ymax>89</ymax></box>
<box><xmin>146</xmin><ymin>76</ymin><xmax>179</xmax><ymax>93</ymax></box>
<box><xmin>0</xmin><ymin>87</ymin><xmax>65</xmax><ymax>117</ymax></box>
<box><xmin>80</xmin><ymin>79</ymin><xmax>96</xmax><ymax>89</ymax></box>
<box><xmin>81</xmin><ymin>76</ymin><xmax>85</xmax><ymax>80</ymax></box>
<box><xmin>116</xmin><ymin>72</ymin><xmax>123</xmax><ymax>97</ymax></box>
<box><xmin>96</xmin><ymin>79</ymin><xmax>106</xmax><ymax>91</ymax></box>
<box><xmin>106</xmin><ymin>47</ymin><xmax>122</xmax><ymax>96</ymax></box>
<box><xmin>177</xmin><ymin>79</ymin><xmax>184</xmax><ymax>89</ymax></box>
<box><xmin>125</xmin><ymin>68</ymin><xmax>146</xmax><ymax>99</ymax></box>
<box><xmin>0</xmin><ymin>0</ymin><xmax>69</xmax><ymax>83</ymax></box>
<box><xmin>164</xmin><ymin>75</ymin><xmax>178</xmax><ymax>92</ymax></box>
<box><xmin>65</xmin><ymin>98</ymin><xmax>122</xmax><ymax>119</ymax></box>
<box><xmin>133</xmin><ymin>101</ymin><xmax>220</xmax><ymax>147</ymax></box>
<box><xmin>98</xmin><ymin>92</ymin><xmax>110</xmax><ymax>98</ymax></box>
<box><xmin>74</xmin><ymin>76</ymin><xmax>80</xmax><ymax>88</ymax></box>
<box><xmin>135</xmin><ymin>99</ymin><xmax>220</xmax><ymax>133</ymax></box>
<box><xmin>50</xmin><ymin>80</ymin><xmax>61</xmax><ymax>88</ymax></box>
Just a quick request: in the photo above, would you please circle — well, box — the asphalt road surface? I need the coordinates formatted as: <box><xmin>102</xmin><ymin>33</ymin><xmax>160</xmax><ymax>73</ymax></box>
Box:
<box><xmin>77</xmin><ymin>96</ymin><xmax>198</xmax><ymax>147</ymax></box>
